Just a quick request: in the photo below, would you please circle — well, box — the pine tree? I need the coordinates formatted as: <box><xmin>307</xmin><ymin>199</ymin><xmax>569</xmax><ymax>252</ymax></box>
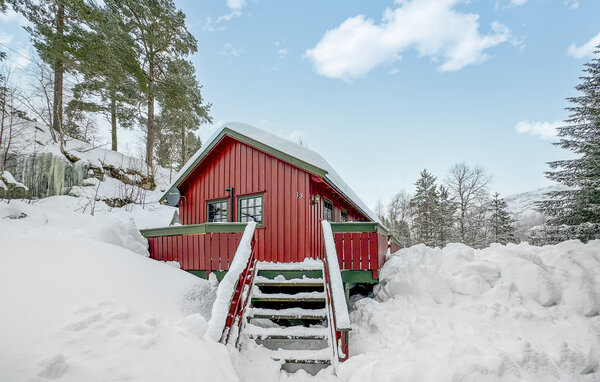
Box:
<box><xmin>489</xmin><ymin>192</ymin><xmax>516</xmax><ymax>244</ymax></box>
<box><xmin>539</xmin><ymin>45</ymin><xmax>600</xmax><ymax>227</ymax></box>
<box><xmin>8</xmin><ymin>0</ymin><xmax>87</xmax><ymax>158</ymax></box>
<box><xmin>106</xmin><ymin>0</ymin><xmax>197</xmax><ymax>168</ymax></box>
<box><xmin>156</xmin><ymin>59</ymin><xmax>211</xmax><ymax>166</ymax></box>
<box><xmin>410</xmin><ymin>170</ymin><xmax>439</xmax><ymax>247</ymax></box>
<box><xmin>67</xmin><ymin>2</ymin><xmax>143</xmax><ymax>151</ymax></box>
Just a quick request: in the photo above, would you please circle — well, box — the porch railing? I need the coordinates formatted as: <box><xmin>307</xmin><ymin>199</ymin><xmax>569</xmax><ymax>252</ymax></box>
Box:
<box><xmin>141</xmin><ymin>223</ymin><xmax>248</xmax><ymax>275</ymax></box>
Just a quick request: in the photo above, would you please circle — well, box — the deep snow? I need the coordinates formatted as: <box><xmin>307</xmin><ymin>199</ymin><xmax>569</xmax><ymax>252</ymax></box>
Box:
<box><xmin>341</xmin><ymin>242</ymin><xmax>600</xmax><ymax>381</ymax></box>
<box><xmin>1</xmin><ymin>195</ymin><xmax>599</xmax><ymax>381</ymax></box>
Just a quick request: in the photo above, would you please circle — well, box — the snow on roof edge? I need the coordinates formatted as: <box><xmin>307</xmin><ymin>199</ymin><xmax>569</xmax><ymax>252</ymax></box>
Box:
<box><xmin>163</xmin><ymin>122</ymin><xmax>382</xmax><ymax>225</ymax></box>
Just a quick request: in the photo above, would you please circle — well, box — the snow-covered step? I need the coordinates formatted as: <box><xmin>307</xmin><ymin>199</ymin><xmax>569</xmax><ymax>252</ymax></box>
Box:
<box><xmin>244</xmin><ymin>323</ymin><xmax>329</xmax><ymax>340</ymax></box>
<box><xmin>252</xmin><ymin>290</ymin><xmax>326</xmax><ymax>300</ymax></box>
<box><xmin>248</xmin><ymin>307</ymin><xmax>328</xmax><ymax>320</ymax></box>
<box><xmin>271</xmin><ymin>348</ymin><xmax>332</xmax><ymax>363</ymax></box>
<box><xmin>255</xmin><ymin>259</ymin><xmax>324</xmax><ymax>271</ymax></box>
<box><xmin>254</xmin><ymin>275</ymin><xmax>324</xmax><ymax>286</ymax></box>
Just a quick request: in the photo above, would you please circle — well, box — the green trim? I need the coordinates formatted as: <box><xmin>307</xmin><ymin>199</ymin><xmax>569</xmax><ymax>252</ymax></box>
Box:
<box><xmin>341</xmin><ymin>270</ymin><xmax>378</xmax><ymax>284</ymax></box>
<box><xmin>206</xmin><ymin>198</ymin><xmax>229</xmax><ymax>223</ymax></box>
<box><xmin>329</xmin><ymin>221</ymin><xmax>391</xmax><ymax>236</ymax></box>
<box><xmin>237</xmin><ymin>193</ymin><xmax>264</xmax><ymax>225</ymax></box>
<box><xmin>189</xmin><ymin>269</ymin><xmax>377</xmax><ymax>285</ymax></box>
<box><xmin>256</xmin><ymin>270</ymin><xmax>323</xmax><ymax>280</ymax></box>
<box><xmin>140</xmin><ymin>222</ymin><xmax>248</xmax><ymax>237</ymax></box>
<box><xmin>330</xmin><ymin>222</ymin><xmax>379</xmax><ymax>233</ymax></box>
<box><xmin>161</xmin><ymin>127</ymin><xmax>327</xmax><ymax>202</ymax></box>
<box><xmin>187</xmin><ymin>270</ymin><xmax>207</xmax><ymax>279</ymax></box>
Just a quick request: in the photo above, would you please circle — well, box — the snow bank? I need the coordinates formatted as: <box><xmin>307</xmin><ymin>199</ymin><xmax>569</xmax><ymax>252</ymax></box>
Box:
<box><xmin>0</xmin><ymin>199</ymin><xmax>238</xmax><ymax>382</ymax></box>
<box><xmin>340</xmin><ymin>241</ymin><xmax>600</xmax><ymax>381</ymax></box>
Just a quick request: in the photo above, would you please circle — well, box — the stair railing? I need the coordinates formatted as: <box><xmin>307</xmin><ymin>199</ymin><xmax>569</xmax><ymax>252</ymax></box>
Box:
<box><xmin>321</xmin><ymin>220</ymin><xmax>352</xmax><ymax>363</ymax></box>
<box><xmin>207</xmin><ymin>221</ymin><xmax>258</xmax><ymax>344</ymax></box>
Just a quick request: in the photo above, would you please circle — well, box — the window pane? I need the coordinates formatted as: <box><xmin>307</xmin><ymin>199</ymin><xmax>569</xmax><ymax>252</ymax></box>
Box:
<box><xmin>208</xmin><ymin>200</ymin><xmax>228</xmax><ymax>222</ymax></box>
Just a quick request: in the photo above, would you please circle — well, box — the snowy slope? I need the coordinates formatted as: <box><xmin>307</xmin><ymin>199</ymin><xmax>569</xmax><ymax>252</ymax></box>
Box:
<box><xmin>340</xmin><ymin>242</ymin><xmax>600</xmax><ymax>382</ymax></box>
<box><xmin>505</xmin><ymin>184</ymin><xmax>569</xmax><ymax>215</ymax></box>
<box><xmin>0</xmin><ymin>200</ymin><xmax>237</xmax><ymax>382</ymax></box>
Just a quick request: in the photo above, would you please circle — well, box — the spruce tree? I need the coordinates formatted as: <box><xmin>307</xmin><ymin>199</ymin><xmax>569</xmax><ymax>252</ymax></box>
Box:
<box><xmin>489</xmin><ymin>192</ymin><xmax>516</xmax><ymax>244</ymax></box>
<box><xmin>437</xmin><ymin>185</ymin><xmax>456</xmax><ymax>247</ymax></box>
<box><xmin>410</xmin><ymin>170</ymin><xmax>439</xmax><ymax>247</ymax></box>
<box><xmin>539</xmin><ymin>45</ymin><xmax>600</xmax><ymax>227</ymax></box>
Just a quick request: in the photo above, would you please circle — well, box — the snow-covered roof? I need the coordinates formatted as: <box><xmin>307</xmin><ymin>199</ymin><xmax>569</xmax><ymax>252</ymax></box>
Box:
<box><xmin>164</xmin><ymin>122</ymin><xmax>382</xmax><ymax>225</ymax></box>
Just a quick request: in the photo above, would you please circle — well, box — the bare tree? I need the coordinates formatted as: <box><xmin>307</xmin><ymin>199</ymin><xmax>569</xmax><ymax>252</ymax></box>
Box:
<box><xmin>446</xmin><ymin>163</ymin><xmax>492</xmax><ymax>245</ymax></box>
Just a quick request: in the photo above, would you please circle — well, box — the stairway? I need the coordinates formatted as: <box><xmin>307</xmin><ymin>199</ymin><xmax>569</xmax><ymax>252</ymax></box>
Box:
<box><xmin>238</xmin><ymin>261</ymin><xmax>335</xmax><ymax>375</ymax></box>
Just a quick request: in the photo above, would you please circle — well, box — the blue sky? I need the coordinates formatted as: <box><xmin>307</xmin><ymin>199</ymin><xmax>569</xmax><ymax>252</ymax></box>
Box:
<box><xmin>2</xmin><ymin>0</ymin><xmax>600</xmax><ymax>208</ymax></box>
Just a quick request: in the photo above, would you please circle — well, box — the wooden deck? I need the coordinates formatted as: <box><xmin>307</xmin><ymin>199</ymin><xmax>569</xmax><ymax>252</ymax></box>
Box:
<box><xmin>141</xmin><ymin>221</ymin><xmax>401</xmax><ymax>281</ymax></box>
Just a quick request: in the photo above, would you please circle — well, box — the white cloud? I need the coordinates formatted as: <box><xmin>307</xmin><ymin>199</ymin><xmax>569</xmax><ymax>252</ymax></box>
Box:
<box><xmin>567</xmin><ymin>32</ymin><xmax>600</xmax><ymax>59</ymax></box>
<box><xmin>515</xmin><ymin>120</ymin><xmax>561</xmax><ymax>140</ymax></box>
<box><xmin>0</xmin><ymin>9</ymin><xmax>28</xmax><ymax>26</ymax></box>
<box><xmin>305</xmin><ymin>0</ymin><xmax>513</xmax><ymax>81</ymax></box>
<box><xmin>277</xmin><ymin>48</ymin><xmax>288</xmax><ymax>59</ymax></box>
<box><xmin>216</xmin><ymin>0</ymin><xmax>249</xmax><ymax>23</ymax></box>
<box><xmin>509</xmin><ymin>0</ymin><xmax>527</xmax><ymax>7</ymax></box>
<box><xmin>219</xmin><ymin>43</ymin><xmax>242</xmax><ymax>57</ymax></box>
<box><xmin>227</xmin><ymin>0</ymin><xmax>246</xmax><ymax>11</ymax></box>
<box><xmin>565</xmin><ymin>0</ymin><xmax>579</xmax><ymax>9</ymax></box>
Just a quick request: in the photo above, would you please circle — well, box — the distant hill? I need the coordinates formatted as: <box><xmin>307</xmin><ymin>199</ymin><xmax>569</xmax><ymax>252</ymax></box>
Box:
<box><xmin>504</xmin><ymin>184</ymin><xmax>569</xmax><ymax>216</ymax></box>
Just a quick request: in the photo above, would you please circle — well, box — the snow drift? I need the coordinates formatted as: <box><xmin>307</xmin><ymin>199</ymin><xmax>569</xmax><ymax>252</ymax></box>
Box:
<box><xmin>340</xmin><ymin>241</ymin><xmax>600</xmax><ymax>381</ymax></box>
<box><xmin>0</xmin><ymin>200</ymin><xmax>236</xmax><ymax>382</ymax></box>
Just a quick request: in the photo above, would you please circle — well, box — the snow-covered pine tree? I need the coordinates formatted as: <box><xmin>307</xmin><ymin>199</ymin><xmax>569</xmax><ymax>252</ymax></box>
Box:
<box><xmin>539</xmin><ymin>45</ymin><xmax>600</xmax><ymax>231</ymax></box>
<box><xmin>489</xmin><ymin>192</ymin><xmax>516</xmax><ymax>244</ymax></box>
<box><xmin>410</xmin><ymin>170</ymin><xmax>439</xmax><ymax>247</ymax></box>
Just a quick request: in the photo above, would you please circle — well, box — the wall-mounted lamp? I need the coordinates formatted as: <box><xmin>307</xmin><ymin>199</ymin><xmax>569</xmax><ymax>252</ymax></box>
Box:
<box><xmin>312</xmin><ymin>194</ymin><xmax>321</xmax><ymax>205</ymax></box>
<box><xmin>225</xmin><ymin>187</ymin><xmax>234</xmax><ymax>222</ymax></box>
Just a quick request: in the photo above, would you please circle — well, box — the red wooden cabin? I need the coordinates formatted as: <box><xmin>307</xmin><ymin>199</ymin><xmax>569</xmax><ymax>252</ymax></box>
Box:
<box><xmin>141</xmin><ymin>122</ymin><xmax>401</xmax><ymax>283</ymax></box>
<box><xmin>140</xmin><ymin>123</ymin><xmax>401</xmax><ymax>368</ymax></box>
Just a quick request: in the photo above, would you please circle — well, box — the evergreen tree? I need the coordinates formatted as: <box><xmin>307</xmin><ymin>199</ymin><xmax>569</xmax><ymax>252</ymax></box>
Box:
<box><xmin>539</xmin><ymin>45</ymin><xmax>600</xmax><ymax>227</ymax></box>
<box><xmin>67</xmin><ymin>2</ymin><xmax>143</xmax><ymax>151</ymax></box>
<box><xmin>489</xmin><ymin>192</ymin><xmax>516</xmax><ymax>244</ymax></box>
<box><xmin>106</xmin><ymin>0</ymin><xmax>197</xmax><ymax>168</ymax></box>
<box><xmin>436</xmin><ymin>185</ymin><xmax>456</xmax><ymax>247</ymax></box>
<box><xmin>410</xmin><ymin>170</ymin><xmax>439</xmax><ymax>246</ymax></box>
<box><xmin>156</xmin><ymin>59</ymin><xmax>211</xmax><ymax>166</ymax></box>
<box><xmin>8</xmin><ymin>0</ymin><xmax>87</xmax><ymax>158</ymax></box>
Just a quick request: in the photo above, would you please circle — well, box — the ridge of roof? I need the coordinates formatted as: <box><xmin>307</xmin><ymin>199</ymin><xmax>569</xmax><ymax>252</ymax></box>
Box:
<box><xmin>162</xmin><ymin>122</ymin><xmax>382</xmax><ymax>225</ymax></box>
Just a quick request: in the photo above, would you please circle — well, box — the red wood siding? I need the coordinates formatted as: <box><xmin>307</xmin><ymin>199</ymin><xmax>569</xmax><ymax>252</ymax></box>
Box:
<box><xmin>147</xmin><ymin>232</ymin><xmax>243</xmax><ymax>273</ymax></box>
<box><xmin>332</xmin><ymin>232</ymin><xmax>384</xmax><ymax>273</ymax></box>
<box><xmin>176</xmin><ymin>136</ymin><xmax>370</xmax><ymax>265</ymax></box>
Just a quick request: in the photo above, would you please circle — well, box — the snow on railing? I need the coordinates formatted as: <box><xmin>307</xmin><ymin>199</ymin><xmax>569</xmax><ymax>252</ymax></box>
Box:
<box><xmin>321</xmin><ymin>220</ymin><xmax>351</xmax><ymax>330</ymax></box>
<box><xmin>207</xmin><ymin>221</ymin><xmax>257</xmax><ymax>341</ymax></box>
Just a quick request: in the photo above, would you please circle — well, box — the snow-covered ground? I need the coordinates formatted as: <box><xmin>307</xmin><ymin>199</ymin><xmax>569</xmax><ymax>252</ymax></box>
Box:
<box><xmin>342</xmin><ymin>242</ymin><xmax>600</xmax><ymax>381</ymax></box>
<box><xmin>0</xmin><ymin>198</ymin><xmax>235</xmax><ymax>381</ymax></box>
<box><xmin>1</xmin><ymin>195</ymin><xmax>599</xmax><ymax>381</ymax></box>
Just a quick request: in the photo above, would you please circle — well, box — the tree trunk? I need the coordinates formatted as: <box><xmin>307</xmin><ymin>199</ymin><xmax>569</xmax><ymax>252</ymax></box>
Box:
<box><xmin>53</xmin><ymin>2</ymin><xmax>65</xmax><ymax>155</ymax></box>
<box><xmin>146</xmin><ymin>59</ymin><xmax>155</xmax><ymax>168</ymax></box>
<box><xmin>180</xmin><ymin>124</ymin><xmax>186</xmax><ymax>167</ymax></box>
<box><xmin>110</xmin><ymin>88</ymin><xmax>117</xmax><ymax>151</ymax></box>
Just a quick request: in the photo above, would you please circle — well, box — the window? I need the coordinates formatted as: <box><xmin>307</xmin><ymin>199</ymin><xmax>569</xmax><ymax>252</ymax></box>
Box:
<box><xmin>323</xmin><ymin>199</ymin><xmax>334</xmax><ymax>222</ymax></box>
<box><xmin>238</xmin><ymin>194</ymin><xmax>263</xmax><ymax>224</ymax></box>
<box><xmin>207</xmin><ymin>199</ymin><xmax>228</xmax><ymax>222</ymax></box>
<box><xmin>341</xmin><ymin>209</ymin><xmax>348</xmax><ymax>222</ymax></box>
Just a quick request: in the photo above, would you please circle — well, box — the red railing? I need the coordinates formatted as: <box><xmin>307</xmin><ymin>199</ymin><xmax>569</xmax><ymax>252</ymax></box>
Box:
<box><xmin>221</xmin><ymin>237</ymin><xmax>258</xmax><ymax>345</ymax></box>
